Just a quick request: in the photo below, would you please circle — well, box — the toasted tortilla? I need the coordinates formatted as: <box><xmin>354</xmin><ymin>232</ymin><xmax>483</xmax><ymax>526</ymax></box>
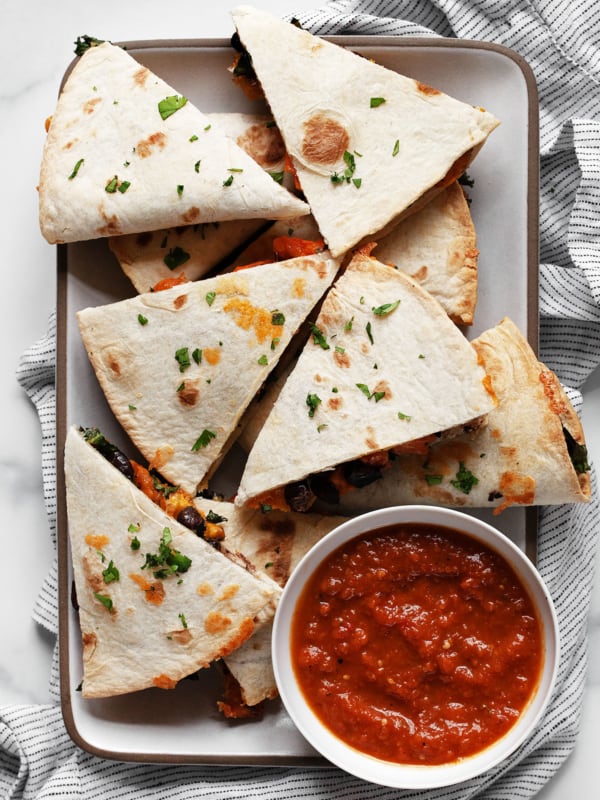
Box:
<box><xmin>235</xmin><ymin>250</ymin><xmax>496</xmax><ymax>509</ymax></box>
<box><xmin>193</xmin><ymin>497</ymin><xmax>346</xmax><ymax>707</ymax></box>
<box><xmin>77</xmin><ymin>253</ymin><xmax>340</xmax><ymax>495</ymax></box>
<box><xmin>335</xmin><ymin>317</ymin><xmax>591</xmax><ymax>514</ymax></box>
<box><xmin>109</xmin><ymin>112</ymin><xmax>291</xmax><ymax>293</ymax></box>
<box><xmin>231</xmin><ymin>5</ymin><xmax>499</xmax><ymax>257</ymax></box>
<box><xmin>64</xmin><ymin>426</ymin><xmax>276</xmax><ymax>698</ymax></box>
<box><xmin>373</xmin><ymin>182</ymin><xmax>479</xmax><ymax>325</ymax></box>
<box><xmin>39</xmin><ymin>42</ymin><xmax>308</xmax><ymax>244</ymax></box>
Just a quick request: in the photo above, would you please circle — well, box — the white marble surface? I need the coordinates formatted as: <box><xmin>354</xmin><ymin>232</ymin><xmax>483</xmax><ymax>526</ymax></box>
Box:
<box><xmin>0</xmin><ymin>0</ymin><xmax>598</xmax><ymax>796</ymax></box>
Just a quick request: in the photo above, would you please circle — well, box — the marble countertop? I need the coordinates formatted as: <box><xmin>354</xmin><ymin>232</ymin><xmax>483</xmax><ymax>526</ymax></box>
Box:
<box><xmin>0</xmin><ymin>1</ymin><xmax>598</xmax><ymax>796</ymax></box>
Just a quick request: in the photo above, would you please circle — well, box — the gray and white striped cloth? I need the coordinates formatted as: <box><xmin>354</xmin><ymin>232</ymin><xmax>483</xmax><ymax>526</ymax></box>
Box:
<box><xmin>4</xmin><ymin>1</ymin><xmax>600</xmax><ymax>797</ymax></box>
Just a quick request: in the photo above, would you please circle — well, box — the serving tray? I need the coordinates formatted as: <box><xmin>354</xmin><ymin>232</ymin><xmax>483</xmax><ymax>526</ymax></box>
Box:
<box><xmin>56</xmin><ymin>36</ymin><xmax>539</xmax><ymax>763</ymax></box>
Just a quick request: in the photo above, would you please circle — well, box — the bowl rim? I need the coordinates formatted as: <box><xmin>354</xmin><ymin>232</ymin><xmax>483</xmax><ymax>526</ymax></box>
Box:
<box><xmin>271</xmin><ymin>504</ymin><xmax>560</xmax><ymax>789</ymax></box>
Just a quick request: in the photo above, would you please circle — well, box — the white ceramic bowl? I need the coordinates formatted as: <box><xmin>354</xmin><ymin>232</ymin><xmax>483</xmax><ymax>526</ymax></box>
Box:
<box><xmin>272</xmin><ymin>505</ymin><xmax>559</xmax><ymax>789</ymax></box>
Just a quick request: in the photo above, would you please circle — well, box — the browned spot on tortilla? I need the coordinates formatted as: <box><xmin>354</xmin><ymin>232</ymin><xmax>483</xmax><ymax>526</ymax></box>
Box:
<box><xmin>96</xmin><ymin>213</ymin><xmax>122</xmax><ymax>237</ymax></box>
<box><xmin>205</xmin><ymin>611</ymin><xmax>232</xmax><ymax>634</ymax></box>
<box><xmin>301</xmin><ymin>113</ymin><xmax>350</xmax><ymax>165</ymax></box>
<box><xmin>85</xmin><ymin>533</ymin><xmax>110</xmax><ymax>549</ymax></box>
<box><xmin>500</xmin><ymin>446</ymin><xmax>517</xmax><ymax>459</ymax></box>
<box><xmin>178</xmin><ymin>382</ymin><xmax>199</xmax><ymax>407</ymax></box>
<box><xmin>149</xmin><ymin>446</ymin><xmax>174</xmax><ymax>471</ymax></box>
<box><xmin>219</xmin><ymin>584</ymin><xmax>240</xmax><ymax>601</ymax></box>
<box><xmin>181</xmin><ymin>206</ymin><xmax>200</xmax><ymax>224</ymax></box>
<box><xmin>334</xmin><ymin>350</ymin><xmax>351</xmax><ymax>368</ymax></box>
<box><xmin>416</xmin><ymin>80</ymin><xmax>442</xmax><ymax>96</ymax></box>
<box><xmin>237</xmin><ymin>123</ymin><xmax>286</xmax><ymax>168</ymax></box>
<box><xmin>108</xmin><ymin>357</ymin><xmax>121</xmax><ymax>376</ymax></box>
<box><xmin>136</xmin><ymin>131</ymin><xmax>167</xmax><ymax>158</ymax></box>
<box><xmin>136</xmin><ymin>231</ymin><xmax>153</xmax><ymax>247</ymax></box>
<box><xmin>63</xmin><ymin>140</ymin><xmax>75</xmax><ymax>150</ymax></box>
<box><xmin>133</xmin><ymin>66</ymin><xmax>150</xmax><ymax>87</ymax></box>
<box><xmin>169</xmin><ymin>628</ymin><xmax>193</xmax><ymax>645</ymax></box>
<box><xmin>82</xmin><ymin>632</ymin><xmax>97</xmax><ymax>661</ymax></box>
<box><xmin>173</xmin><ymin>293</ymin><xmax>188</xmax><ymax>310</ymax></box>
<box><xmin>129</xmin><ymin>573</ymin><xmax>165</xmax><ymax>605</ymax></box>
<box><xmin>539</xmin><ymin>369</ymin><xmax>569</xmax><ymax>415</ymax></box>
<box><xmin>314</xmin><ymin>373</ymin><xmax>324</xmax><ymax>383</ymax></box>
<box><xmin>83</xmin><ymin>97</ymin><xmax>102</xmax><ymax>114</ymax></box>
<box><xmin>365</xmin><ymin>436</ymin><xmax>379</xmax><ymax>450</ymax></box>
<box><xmin>197</xmin><ymin>582</ymin><xmax>214</xmax><ymax>596</ymax></box>
<box><xmin>328</xmin><ymin>396</ymin><xmax>342</xmax><ymax>410</ymax></box>
<box><xmin>82</xmin><ymin>555</ymin><xmax>105</xmax><ymax>594</ymax></box>
<box><xmin>373</xmin><ymin>380</ymin><xmax>391</xmax><ymax>399</ymax></box>
<box><xmin>410</xmin><ymin>265</ymin><xmax>428</xmax><ymax>281</ymax></box>
<box><xmin>293</xmin><ymin>277</ymin><xmax>306</xmax><ymax>298</ymax></box>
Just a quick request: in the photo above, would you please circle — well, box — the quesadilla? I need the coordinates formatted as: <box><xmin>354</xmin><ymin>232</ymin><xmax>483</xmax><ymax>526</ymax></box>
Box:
<box><xmin>109</xmin><ymin>112</ymin><xmax>291</xmax><ymax>293</ymax></box>
<box><xmin>235</xmin><ymin>249</ymin><xmax>497</xmax><ymax>512</ymax></box>
<box><xmin>39</xmin><ymin>41</ymin><xmax>308</xmax><ymax>244</ymax></box>
<box><xmin>192</xmin><ymin>497</ymin><xmax>347</xmax><ymax>709</ymax></box>
<box><xmin>64</xmin><ymin>426</ymin><xmax>277</xmax><ymax>699</ymax></box>
<box><xmin>231</xmin><ymin>5</ymin><xmax>499</xmax><ymax>257</ymax></box>
<box><xmin>77</xmin><ymin>252</ymin><xmax>341</xmax><ymax>495</ymax></box>
<box><xmin>334</xmin><ymin>317</ymin><xmax>591</xmax><ymax>514</ymax></box>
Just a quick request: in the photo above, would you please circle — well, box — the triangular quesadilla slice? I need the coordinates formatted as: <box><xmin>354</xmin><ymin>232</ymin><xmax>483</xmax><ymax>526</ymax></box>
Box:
<box><xmin>231</xmin><ymin>5</ymin><xmax>499</xmax><ymax>256</ymax></box>
<box><xmin>192</xmin><ymin>497</ymin><xmax>347</xmax><ymax>710</ymax></box>
<box><xmin>39</xmin><ymin>41</ymin><xmax>308</xmax><ymax>244</ymax></box>
<box><xmin>64</xmin><ymin>426</ymin><xmax>277</xmax><ymax>699</ymax></box>
<box><xmin>235</xmin><ymin>249</ymin><xmax>497</xmax><ymax>511</ymax></box>
<box><xmin>77</xmin><ymin>252</ymin><xmax>341</xmax><ymax>495</ymax></box>
<box><xmin>373</xmin><ymin>181</ymin><xmax>479</xmax><ymax>325</ymax></box>
<box><xmin>334</xmin><ymin>317</ymin><xmax>591</xmax><ymax>514</ymax></box>
<box><xmin>108</xmin><ymin>112</ymin><xmax>291</xmax><ymax>293</ymax></box>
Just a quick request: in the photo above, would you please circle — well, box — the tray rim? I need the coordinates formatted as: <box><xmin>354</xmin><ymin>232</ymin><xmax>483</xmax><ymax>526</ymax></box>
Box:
<box><xmin>55</xmin><ymin>34</ymin><xmax>540</xmax><ymax>764</ymax></box>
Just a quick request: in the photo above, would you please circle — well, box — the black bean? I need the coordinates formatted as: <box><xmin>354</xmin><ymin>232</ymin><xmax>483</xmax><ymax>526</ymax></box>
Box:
<box><xmin>310</xmin><ymin>471</ymin><xmax>340</xmax><ymax>505</ymax></box>
<box><xmin>342</xmin><ymin>459</ymin><xmax>382</xmax><ymax>488</ymax></box>
<box><xmin>105</xmin><ymin>447</ymin><xmax>134</xmax><ymax>481</ymax></box>
<box><xmin>176</xmin><ymin>506</ymin><xmax>207</xmax><ymax>537</ymax></box>
<box><xmin>284</xmin><ymin>480</ymin><xmax>315</xmax><ymax>513</ymax></box>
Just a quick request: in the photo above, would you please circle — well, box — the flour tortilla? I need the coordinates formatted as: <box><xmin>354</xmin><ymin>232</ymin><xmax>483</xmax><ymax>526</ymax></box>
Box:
<box><xmin>231</xmin><ymin>5</ymin><xmax>499</xmax><ymax>257</ymax></box>
<box><xmin>39</xmin><ymin>42</ymin><xmax>308</xmax><ymax>244</ymax></box>
<box><xmin>373</xmin><ymin>182</ymin><xmax>479</xmax><ymax>325</ymax></box>
<box><xmin>235</xmin><ymin>250</ymin><xmax>497</xmax><ymax>508</ymax></box>
<box><xmin>64</xmin><ymin>426</ymin><xmax>276</xmax><ymax>699</ymax></box>
<box><xmin>335</xmin><ymin>317</ymin><xmax>591</xmax><ymax>514</ymax></box>
<box><xmin>193</xmin><ymin>497</ymin><xmax>346</xmax><ymax>706</ymax></box>
<box><xmin>109</xmin><ymin>112</ymin><xmax>291</xmax><ymax>293</ymax></box>
<box><xmin>77</xmin><ymin>253</ymin><xmax>340</xmax><ymax>495</ymax></box>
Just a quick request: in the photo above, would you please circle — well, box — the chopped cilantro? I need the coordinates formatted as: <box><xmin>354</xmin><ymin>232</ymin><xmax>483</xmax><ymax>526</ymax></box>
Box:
<box><xmin>206</xmin><ymin>509</ymin><xmax>227</xmax><ymax>524</ymax></box>
<box><xmin>372</xmin><ymin>300</ymin><xmax>400</xmax><ymax>316</ymax></box>
<box><xmin>268</xmin><ymin>170</ymin><xmax>284</xmax><ymax>184</ymax></box>
<box><xmin>271</xmin><ymin>337</ymin><xmax>280</xmax><ymax>350</ymax></box>
<box><xmin>345</xmin><ymin>316</ymin><xmax>354</xmax><ymax>332</ymax></box>
<box><xmin>264</xmin><ymin>561</ymin><xmax>274</xmax><ymax>568</ymax></box>
<box><xmin>352</xmin><ymin>178</ymin><xmax>362</xmax><ymax>189</ymax></box>
<box><xmin>68</xmin><ymin>158</ymin><xmax>84</xmax><ymax>179</ymax></box>
<box><xmin>179</xmin><ymin>612</ymin><xmax>188</xmax><ymax>628</ymax></box>
<box><xmin>175</xmin><ymin>347</ymin><xmax>191</xmax><ymax>372</ymax></box>
<box><xmin>194</xmin><ymin>160</ymin><xmax>201</xmax><ymax>173</ymax></box>
<box><xmin>74</xmin><ymin>35</ymin><xmax>105</xmax><ymax>56</ymax></box>
<box><xmin>397</xmin><ymin>412</ymin><xmax>412</xmax><ymax>421</ymax></box>
<box><xmin>192</xmin><ymin>348</ymin><xmax>202</xmax><ymax>364</ymax></box>
<box><xmin>366</xmin><ymin>321</ymin><xmax>374</xmax><ymax>344</ymax></box>
<box><xmin>271</xmin><ymin>310</ymin><xmax>285</xmax><ymax>326</ymax></box>
<box><xmin>317</xmin><ymin>423</ymin><xmax>328</xmax><ymax>433</ymax></box>
<box><xmin>105</xmin><ymin>176</ymin><xmax>119</xmax><ymax>193</ymax></box>
<box><xmin>392</xmin><ymin>139</ymin><xmax>400</xmax><ymax>157</ymax></box>
<box><xmin>425</xmin><ymin>474</ymin><xmax>443</xmax><ymax>486</ymax></box>
<box><xmin>130</xmin><ymin>535</ymin><xmax>141</xmax><ymax>550</ymax></box>
<box><xmin>177</xmin><ymin>184</ymin><xmax>184</xmax><ymax>196</ymax></box>
<box><xmin>192</xmin><ymin>429</ymin><xmax>216</xmax><ymax>450</ymax></box>
<box><xmin>309</xmin><ymin>323</ymin><xmax>330</xmax><ymax>350</ymax></box>
<box><xmin>205</xmin><ymin>291</ymin><xmax>216</xmax><ymax>306</ymax></box>
<box><xmin>138</xmin><ymin>313</ymin><xmax>148</xmax><ymax>326</ymax></box>
<box><xmin>142</xmin><ymin>527</ymin><xmax>192</xmax><ymax>578</ymax></box>
<box><xmin>102</xmin><ymin>560</ymin><xmax>120</xmax><ymax>584</ymax></box>
<box><xmin>357</xmin><ymin>383</ymin><xmax>385</xmax><ymax>402</ymax></box>
<box><xmin>223</xmin><ymin>174</ymin><xmax>234</xmax><ymax>187</ymax></box>
<box><xmin>117</xmin><ymin>180</ymin><xmax>130</xmax><ymax>193</ymax></box>
<box><xmin>258</xmin><ymin>354</ymin><xmax>268</xmax><ymax>366</ymax></box>
<box><xmin>94</xmin><ymin>592</ymin><xmax>113</xmax><ymax>611</ymax></box>
<box><xmin>158</xmin><ymin>95</ymin><xmax>188</xmax><ymax>120</ymax></box>
<box><xmin>331</xmin><ymin>150</ymin><xmax>360</xmax><ymax>186</ymax></box>
<box><xmin>163</xmin><ymin>246</ymin><xmax>190</xmax><ymax>270</ymax></box>
<box><xmin>189</xmin><ymin>134</ymin><xmax>199</xmax><ymax>142</ymax></box>
<box><xmin>370</xmin><ymin>97</ymin><xmax>386</xmax><ymax>107</ymax></box>
<box><xmin>450</xmin><ymin>462</ymin><xmax>479</xmax><ymax>494</ymax></box>
<box><xmin>306</xmin><ymin>393</ymin><xmax>322</xmax><ymax>418</ymax></box>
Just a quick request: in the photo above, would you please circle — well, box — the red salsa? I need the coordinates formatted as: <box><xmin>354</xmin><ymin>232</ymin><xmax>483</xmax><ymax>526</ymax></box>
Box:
<box><xmin>291</xmin><ymin>523</ymin><xmax>543</xmax><ymax>765</ymax></box>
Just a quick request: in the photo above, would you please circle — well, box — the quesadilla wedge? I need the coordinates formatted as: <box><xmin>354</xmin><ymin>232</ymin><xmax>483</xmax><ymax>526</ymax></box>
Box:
<box><xmin>64</xmin><ymin>426</ymin><xmax>277</xmax><ymax>699</ymax></box>
<box><xmin>77</xmin><ymin>252</ymin><xmax>341</xmax><ymax>495</ymax></box>
<box><xmin>334</xmin><ymin>317</ymin><xmax>591</xmax><ymax>514</ymax></box>
<box><xmin>373</xmin><ymin>181</ymin><xmax>479</xmax><ymax>325</ymax></box>
<box><xmin>39</xmin><ymin>41</ymin><xmax>308</xmax><ymax>244</ymax></box>
<box><xmin>109</xmin><ymin>112</ymin><xmax>291</xmax><ymax>293</ymax></box>
<box><xmin>192</xmin><ymin>497</ymin><xmax>347</xmax><ymax>710</ymax></box>
<box><xmin>231</xmin><ymin>5</ymin><xmax>499</xmax><ymax>257</ymax></box>
<box><xmin>235</xmin><ymin>249</ymin><xmax>497</xmax><ymax>512</ymax></box>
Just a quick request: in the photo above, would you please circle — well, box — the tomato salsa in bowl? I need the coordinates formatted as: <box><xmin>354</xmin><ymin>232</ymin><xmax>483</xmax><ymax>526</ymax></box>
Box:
<box><xmin>271</xmin><ymin>506</ymin><xmax>559</xmax><ymax>789</ymax></box>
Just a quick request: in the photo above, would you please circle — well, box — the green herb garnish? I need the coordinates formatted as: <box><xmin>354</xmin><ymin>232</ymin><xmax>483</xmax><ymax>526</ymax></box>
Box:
<box><xmin>450</xmin><ymin>462</ymin><xmax>479</xmax><ymax>494</ymax></box>
<box><xmin>102</xmin><ymin>560</ymin><xmax>120</xmax><ymax>584</ymax></box>
<box><xmin>192</xmin><ymin>429</ymin><xmax>216</xmax><ymax>450</ymax></box>
<box><xmin>94</xmin><ymin>592</ymin><xmax>113</xmax><ymax>612</ymax></box>
<box><xmin>306</xmin><ymin>393</ymin><xmax>322</xmax><ymax>418</ymax></box>
<box><xmin>163</xmin><ymin>246</ymin><xmax>190</xmax><ymax>270</ymax></box>
<box><xmin>175</xmin><ymin>347</ymin><xmax>191</xmax><ymax>372</ymax></box>
<box><xmin>205</xmin><ymin>291</ymin><xmax>216</xmax><ymax>306</ymax></box>
<box><xmin>372</xmin><ymin>300</ymin><xmax>400</xmax><ymax>316</ymax></box>
<box><xmin>68</xmin><ymin>158</ymin><xmax>84</xmax><ymax>179</ymax></box>
<box><xmin>309</xmin><ymin>323</ymin><xmax>330</xmax><ymax>350</ymax></box>
<box><xmin>370</xmin><ymin>97</ymin><xmax>386</xmax><ymax>107</ymax></box>
<box><xmin>138</xmin><ymin>313</ymin><xmax>148</xmax><ymax>326</ymax></box>
<box><xmin>271</xmin><ymin>310</ymin><xmax>285</xmax><ymax>326</ymax></box>
<box><xmin>158</xmin><ymin>95</ymin><xmax>188</xmax><ymax>120</ymax></box>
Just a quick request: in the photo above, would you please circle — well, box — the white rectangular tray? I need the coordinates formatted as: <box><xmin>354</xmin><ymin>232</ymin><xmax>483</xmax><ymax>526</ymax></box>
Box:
<box><xmin>56</xmin><ymin>36</ymin><xmax>539</xmax><ymax>763</ymax></box>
